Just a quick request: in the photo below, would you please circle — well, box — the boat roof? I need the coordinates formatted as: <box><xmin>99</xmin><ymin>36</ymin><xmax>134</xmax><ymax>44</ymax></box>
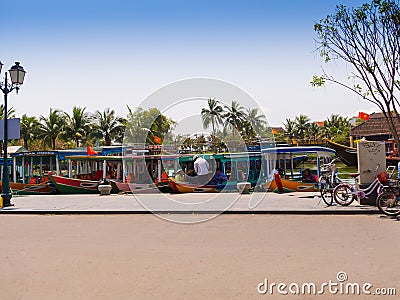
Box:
<box><xmin>11</xmin><ymin>151</ymin><xmax>58</xmax><ymax>158</ymax></box>
<box><xmin>262</xmin><ymin>146</ymin><xmax>335</xmax><ymax>155</ymax></box>
<box><xmin>64</xmin><ymin>155</ymin><xmax>122</xmax><ymax>161</ymax></box>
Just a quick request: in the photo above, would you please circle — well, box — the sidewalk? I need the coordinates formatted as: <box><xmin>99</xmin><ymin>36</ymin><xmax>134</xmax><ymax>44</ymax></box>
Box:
<box><xmin>0</xmin><ymin>192</ymin><xmax>379</xmax><ymax>214</ymax></box>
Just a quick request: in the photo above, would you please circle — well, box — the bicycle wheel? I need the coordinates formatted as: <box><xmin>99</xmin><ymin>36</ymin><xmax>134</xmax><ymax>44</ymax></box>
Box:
<box><xmin>333</xmin><ymin>184</ymin><xmax>356</xmax><ymax>206</ymax></box>
<box><xmin>376</xmin><ymin>191</ymin><xmax>400</xmax><ymax>216</ymax></box>
<box><xmin>319</xmin><ymin>177</ymin><xmax>333</xmax><ymax>206</ymax></box>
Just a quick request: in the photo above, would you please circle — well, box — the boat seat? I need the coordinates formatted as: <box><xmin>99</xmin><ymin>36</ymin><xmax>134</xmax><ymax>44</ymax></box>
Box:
<box><xmin>349</xmin><ymin>173</ymin><xmax>360</xmax><ymax>178</ymax></box>
<box><xmin>93</xmin><ymin>170</ymin><xmax>103</xmax><ymax>181</ymax></box>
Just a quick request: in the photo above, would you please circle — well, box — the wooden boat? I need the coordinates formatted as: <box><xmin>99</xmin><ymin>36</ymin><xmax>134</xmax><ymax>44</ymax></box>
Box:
<box><xmin>168</xmin><ymin>178</ymin><xmax>180</xmax><ymax>193</ymax></box>
<box><xmin>267</xmin><ymin>175</ymin><xmax>318</xmax><ymax>193</ymax></box>
<box><xmin>48</xmin><ymin>155</ymin><xmax>123</xmax><ymax>194</ymax></box>
<box><xmin>48</xmin><ymin>174</ymin><xmax>102</xmax><ymax>194</ymax></box>
<box><xmin>326</xmin><ymin>140</ymin><xmax>357</xmax><ymax>166</ymax></box>
<box><xmin>113</xmin><ymin>181</ymin><xmax>159</xmax><ymax>194</ymax></box>
<box><xmin>168</xmin><ymin>178</ymin><xmax>222</xmax><ymax>193</ymax></box>
<box><xmin>262</xmin><ymin>146</ymin><xmax>335</xmax><ymax>193</ymax></box>
<box><xmin>0</xmin><ymin>181</ymin><xmax>57</xmax><ymax>195</ymax></box>
<box><xmin>7</xmin><ymin>149</ymin><xmax>104</xmax><ymax>195</ymax></box>
<box><xmin>326</xmin><ymin>139</ymin><xmax>400</xmax><ymax>166</ymax></box>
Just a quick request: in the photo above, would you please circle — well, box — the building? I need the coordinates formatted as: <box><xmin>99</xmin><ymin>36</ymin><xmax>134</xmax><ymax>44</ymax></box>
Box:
<box><xmin>350</xmin><ymin>112</ymin><xmax>400</xmax><ymax>153</ymax></box>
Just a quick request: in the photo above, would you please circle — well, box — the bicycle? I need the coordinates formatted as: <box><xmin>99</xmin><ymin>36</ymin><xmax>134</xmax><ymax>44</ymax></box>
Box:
<box><xmin>376</xmin><ymin>178</ymin><xmax>400</xmax><ymax>216</ymax></box>
<box><xmin>318</xmin><ymin>158</ymin><xmax>342</xmax><ymax>206</ymax></box>
<box><xmin>333</xmin><ymin>164</ymin><xmax>394</xmax><ymax>206</ymax></box>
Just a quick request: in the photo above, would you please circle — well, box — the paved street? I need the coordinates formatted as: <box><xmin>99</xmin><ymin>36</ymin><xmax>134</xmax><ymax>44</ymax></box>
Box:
<box><xmin>0</xmin><ymin>214</ymin><xmax>398</xmax><ymax>299</ymax></box>
<box><xmin>0</xmin><ymin>192</ymin><xmax>379</xmax><ymax>214</ymax></box>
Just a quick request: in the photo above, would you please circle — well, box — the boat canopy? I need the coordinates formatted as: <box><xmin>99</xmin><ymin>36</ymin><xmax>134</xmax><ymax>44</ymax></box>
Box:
<box><xmin>64</xmin><ymin>155</ymin><xmax>122</xmax><ymax>161</ymax></box>
<box><xmin>261</xmin><ymin>146</ymin><xmax>335</xmax><ymax>156</ymax></box>
<box><xmin>102</xmin><ymin>146</ymin><xmax>124</xmax><ymax>156</ymax></box>
<box><xmin>10</xmin><ymin>151</ymin><xmax>58</xmax><ymax>158</ymax></box>
<box><xmin>262</xmin><ymin>146</ymin><xmax>336</xmax><ymax>179</ymax></box>
<box><xmin>57</xmin><ymin>150</ymin><xmax>91</xmax><ymax>160</ymax></box>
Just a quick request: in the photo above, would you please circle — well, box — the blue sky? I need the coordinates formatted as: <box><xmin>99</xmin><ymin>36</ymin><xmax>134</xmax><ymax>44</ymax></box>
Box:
<box><xmin>0</xmin><ymin>0</ymin><xmax>372</xmax><ymax>127</ymax></box>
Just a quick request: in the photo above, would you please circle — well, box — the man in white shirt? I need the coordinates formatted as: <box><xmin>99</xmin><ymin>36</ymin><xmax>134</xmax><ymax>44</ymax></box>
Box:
<box><xmin>193</xmin><ymin>155</ymin><xmax>210</xmax><ymax>185</ymax></box>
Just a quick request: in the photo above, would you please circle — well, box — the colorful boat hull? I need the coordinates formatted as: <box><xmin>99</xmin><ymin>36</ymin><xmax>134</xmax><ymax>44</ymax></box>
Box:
<box><xmin>168</xmin><ymin>178</ymin><xmax>226</xmax><ymax>193</ymax></box>
<box><xmin>0</xmin><ymin>181</ymin><xmax>57</xmax><ymax>195</ymax></box>
<box><xmin>114</xmin><ymin>181</ymin><xmax>159</xmax><ymax>194</ymax></box>
<box><xmin>49</xmin><ymin>174</ymin><xmax>101</xmax><ymax>194</ymax></box>
<box><xmin>268</xmin><ymin>177</ymin><xmax>318</xmax><ymax>193</ymax></box>
<box><xmin>326</xmin><ymin>139</ymin><xmax>357</xmax><ymax>166</ymax></box>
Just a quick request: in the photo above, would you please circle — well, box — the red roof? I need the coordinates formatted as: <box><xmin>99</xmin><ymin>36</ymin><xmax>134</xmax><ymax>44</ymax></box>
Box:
<box><xmin>350</xmin><ymin>112</ymin><xmax>400</xmax><ymax>137</ymax></box>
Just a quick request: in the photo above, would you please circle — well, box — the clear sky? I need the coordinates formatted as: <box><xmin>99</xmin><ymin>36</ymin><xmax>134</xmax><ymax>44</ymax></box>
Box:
<box><xmin>0</xmin><ymin>0</ymin><xmax>373</xmax><ymax>127</ymax></box>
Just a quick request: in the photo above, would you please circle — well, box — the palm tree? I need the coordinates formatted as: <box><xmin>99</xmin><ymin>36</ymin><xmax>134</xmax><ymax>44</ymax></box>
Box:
<box><xmin>307</xmin><ymin>122</ymin><xmax>321</xmax><ymax>143</ymax></box>
<box><xmin>64</xmin><ymin>106</ymin><xmax>91</xmax><ymax>147</ymax></box>
<box><xmin>39</xmin><ymin>109</ymin><xmax>66</xmax><ymax>150</ymax></box>
<box><xmin>294</xmin><ymin>114</ymin><xmax>310</xmax><ymax>140</ymax></box>
<box><xmin>246</xmin><ymin>108</ymin><xmax>267</xmax><ymax>135</ymax></box>
<box><xmin>20</xmin><ymin>114</ymin><xmax>40</xmax><ymax>149</ymax></box>
<box><xmin>92</xmin><ymin>108</ymin><xmax>126</xmax><ymax>146</ymax></box>
<box><xmin>201</xmin><ymin>98</ymin><xmax>224</xmax><ymax>152</ymax></box>
<box><xmin>283</xmin><ymin>118</ymin><xmax>296</xmax><ymax>144</ymax></box>
<box><xmin>0</xmin><ymin>104</ymin><xmax>16</xmax><ymax>119</ymax></box>
<box><xmin>223</xmin><ymin>100</ymin><xmax>245</xmax><ymax>137</ymax></box>
<box><xmin>321</xmin><ymin>114</ymin><xmax>349</xmax><ymax>140</ymax></box>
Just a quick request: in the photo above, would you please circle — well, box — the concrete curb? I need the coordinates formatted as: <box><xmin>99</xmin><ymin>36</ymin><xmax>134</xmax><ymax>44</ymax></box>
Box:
<box><xmin>0</xmin><ymin>209</ymin><xmax>381</xmax><ymax>215</ymax></box>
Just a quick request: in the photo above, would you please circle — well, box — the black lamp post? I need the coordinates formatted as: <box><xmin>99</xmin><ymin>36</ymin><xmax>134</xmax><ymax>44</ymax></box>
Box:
<box><xmin>0</xmin><ymin>61</ymin><xmax>26</xmax><ymax>207</ymax></box>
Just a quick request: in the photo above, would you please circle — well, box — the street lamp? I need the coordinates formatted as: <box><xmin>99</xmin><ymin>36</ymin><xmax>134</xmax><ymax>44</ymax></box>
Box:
<box><xmin>0</xmin><ymin>61</ymin><xmax>26</xmax><ymax>207</ymax></box>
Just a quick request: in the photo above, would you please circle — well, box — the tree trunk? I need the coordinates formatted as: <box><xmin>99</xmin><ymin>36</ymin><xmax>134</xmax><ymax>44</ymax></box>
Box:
<box><xmin>383</xmin><ymin>108</ymin><xmax>400</xmax><ymax>156</ymax></box>
<box><xmin>24</xmin><ymin>138</ymin><xmax>29</xmax><ymax>150</ymax></box>
<box><xmin>211</xmin><ymin>120</ymin><xmax>216</xmax><ymax>153</ymax></box>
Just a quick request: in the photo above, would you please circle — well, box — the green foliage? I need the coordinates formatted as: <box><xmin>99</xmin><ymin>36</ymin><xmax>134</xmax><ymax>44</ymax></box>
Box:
<box><xmin>64</xmin><ymin>106</ymin><xmax>91</xmax><ymax>147</ymax></box>
<box><xmin>20</xmin><ymin>114</ymin><xmax>40</xmax><ymax>150</ymax></box>
<box><xmin>282</xmin><ymin>114</ymin><xmax>350</xmax><ymax>144</ymax></box>
<box><xmin>313</xmin><ymin>0</ymin><xmax>400</xmax><ymax>150</ymax></box>
<box><xmin>0</xmin><ymin>104</ymin><xmax>16</xmax><ymax>119</ymax></box>
<box><xmin>310</xmin><ymin>76</ymin><xmax>325</xmax><ymax>87</ymax></box>
<box><xmin>201</xmin><ymin>98</ymin><xmax>224</xmax><ymax>152</ymax></box>
<box><xmin>198</xmin><ymin>99</ymin><xmax>271</xmax><ymax>150</ymax></box>
<box><xmin>92</xmin><ymin>108</ymin><xmax>126</xmax><ymax>146</ymax></box>
<box><xmin>39</xmin><ymin>108</ymin><xmax>66</xmax><ymax>150</ymax></box>
<box><xmin>124</xmin><ymin>106</ymin><xmax>175</xmax><ymax>145</ymax></box>
<box><xmin>223</xmin><ymin>100</ymin><xmax>246</xmax><ymax>135</ymax></box>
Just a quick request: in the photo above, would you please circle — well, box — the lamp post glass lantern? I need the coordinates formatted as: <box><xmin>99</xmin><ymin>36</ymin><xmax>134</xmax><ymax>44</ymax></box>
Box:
<box><xmin>0</xmin><ymin>61</ymin><xmax>26</xmax><ymax>207</ymax></box>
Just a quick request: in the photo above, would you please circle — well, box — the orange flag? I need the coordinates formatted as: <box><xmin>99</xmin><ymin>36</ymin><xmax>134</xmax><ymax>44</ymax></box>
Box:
<box><xmin>153</xmin><ymin>135</ymin><xmax>162</xmax><ymax>144</ymax></box>
<box><xmin>358</xmin><ymin>112</ymin><xmax>369</xmax><ymax>120</ymax></box>
<box><xmin>87</xmin><ymin>146</ymin><xmax>98</xmax><ymax>155</ymax></box>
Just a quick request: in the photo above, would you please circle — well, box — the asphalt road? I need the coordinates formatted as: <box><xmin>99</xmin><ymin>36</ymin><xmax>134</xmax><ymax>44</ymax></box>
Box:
<box><xmin>0</xmin><ymin>214</ymin><xmax>398</xmax><ymax>299</ymax></box>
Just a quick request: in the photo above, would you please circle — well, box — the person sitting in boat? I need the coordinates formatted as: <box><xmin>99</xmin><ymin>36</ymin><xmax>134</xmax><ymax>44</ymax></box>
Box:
<box><xmin>302</xmin><ymin>169</ymin><xmax>317</xmax><ymax>183</ymax></box>
<box><xmin>175</xmin><ymin>169</ymin><xmax>186</xmax><ymax>182</ymax></box>
<box><xmin>210</xmin><ymin>168</ymin><xmax>227</xmax><ymax>185</ymax></box>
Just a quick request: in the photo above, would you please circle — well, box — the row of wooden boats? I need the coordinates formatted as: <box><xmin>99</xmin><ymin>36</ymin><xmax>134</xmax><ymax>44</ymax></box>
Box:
<box><xmin>0</xmin><ymin>145</ymin><xmax>338</xmax><ymax>195</ymax></box>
